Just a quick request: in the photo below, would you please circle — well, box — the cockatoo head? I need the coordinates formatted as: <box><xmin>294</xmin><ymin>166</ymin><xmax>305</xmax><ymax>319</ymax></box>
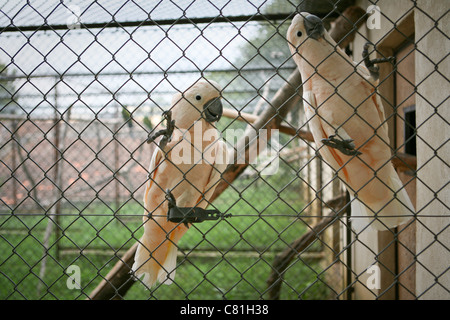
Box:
<box><xmin>170</xmin><ymin>79</ymin><xmax>223</xmax><ymax>129</ymax></box>
<box><xmin>287</xmin><ymin>13</ymin><xmax>333</xmax><ymax>67</ymax></box>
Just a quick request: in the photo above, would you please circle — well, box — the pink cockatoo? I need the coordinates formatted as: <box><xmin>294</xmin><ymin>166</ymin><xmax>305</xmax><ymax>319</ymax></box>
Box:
<box><xmin>287</xmin><ymin>13</ymin><xmax>414</xmax><ymax>231</ymax></box>
<box><xmin>132</xmin><ymin>79</ymin><xmax>228</xmax><ymax>287</ymax></box>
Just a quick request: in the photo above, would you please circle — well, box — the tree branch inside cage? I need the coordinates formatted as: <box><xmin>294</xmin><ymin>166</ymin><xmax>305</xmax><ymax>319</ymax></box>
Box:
<box><xmin>266</xmin><ymin>193</ymin><xmax>350</xmax><ymax>300</ymax></box>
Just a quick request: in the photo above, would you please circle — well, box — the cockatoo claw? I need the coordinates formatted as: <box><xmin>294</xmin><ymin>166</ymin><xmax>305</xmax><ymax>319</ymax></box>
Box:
<box><xmin>363</xmin><ymin>42</ymin><xmax>395</xmax><ymax>81</ymax></box>
<box><xmin>147</xmin><ymin>110</ymin><xmax>175</xmax><ymax>150</ymax></box>
<box><xmin>321</xmin><ymin>135</ymin><xmax>362</xmax><ymax>156</ymax></box>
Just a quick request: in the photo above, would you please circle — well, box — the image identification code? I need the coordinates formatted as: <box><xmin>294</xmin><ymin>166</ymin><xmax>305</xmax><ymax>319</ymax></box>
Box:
<box><xmin>180</xmin><ymin>304</ymin><xmax>269</xmax><ymax>317</ymax></box>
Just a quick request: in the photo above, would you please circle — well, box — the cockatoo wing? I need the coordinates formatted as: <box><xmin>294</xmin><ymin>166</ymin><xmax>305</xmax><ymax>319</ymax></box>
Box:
<box><xmin>201</xmin><ymin>139</ymin><xmax>228</xmax><ymax>203</ymax></box>
<box><xmin>154</xmin><ymin>139</ymin><xmax>228</xmax><ymax>285</ymax></box>
<box><xmin>143</xmin><ymin>146</ymin><xmax>163</xmax><ymax>209</ymax></box>
<box><xmin>303</xmin><ymin>90</ymin><xmax>351</xmax><ymax>179</ymax></box>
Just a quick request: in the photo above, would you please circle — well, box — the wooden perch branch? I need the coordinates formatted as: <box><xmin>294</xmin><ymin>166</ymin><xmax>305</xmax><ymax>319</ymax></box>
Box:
<box><xmin>266</xmin><ymin>193</ymin><xmax>350</xmax><ymax>300</ymax></box>
<box><xmin>222</xmin><ymin>108</ymin><xmax>416</xmax><ymax>171</ymax></box>
<box><xmin>210</xmin><ymin>70</ymin><xmax>302</xmax><ymax>202</ymax></box>
<box><xmin>88</xmin><ymin>243</ymin><xmax>138</xmax><ymax>300</ymax></box>
<box><xmin>329</xmin><ymin>6</ymin><xmax>367</xmax><ymax>48</ymax></box>
<box><xmin>222</xmin><ymin>108</ymin><xmax>314</xmax><ymax>143</ymax></box>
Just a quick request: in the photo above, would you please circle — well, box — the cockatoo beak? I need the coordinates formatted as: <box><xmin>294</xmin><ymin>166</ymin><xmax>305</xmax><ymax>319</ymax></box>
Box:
<box><xmin>203</xmin><ymin>97</ymin><xmax>223</xmax><ymax>122</ymax></box>
<box><xmin>304</xmin><ymin>14</ymin><xmax>324</xmax><ymax>40</ymax></box>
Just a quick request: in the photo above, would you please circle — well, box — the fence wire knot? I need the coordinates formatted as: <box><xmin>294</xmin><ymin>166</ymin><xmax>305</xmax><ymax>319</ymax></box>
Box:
<box><xmin>165</xmin><ymin>189</ymin><xmax>231</xmax><ymax>228</ymax></box>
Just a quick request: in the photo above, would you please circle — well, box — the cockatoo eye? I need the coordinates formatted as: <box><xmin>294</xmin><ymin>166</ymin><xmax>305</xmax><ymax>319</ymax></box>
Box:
<box><xmin>195</xmin><ymin>95</ymin><xmax>202</xmax><ymax>101</ymax></box>
<box><xmin>297</xmin><ymin>31</ymin><xmax>303</xmax><ymax>37</ymax></box>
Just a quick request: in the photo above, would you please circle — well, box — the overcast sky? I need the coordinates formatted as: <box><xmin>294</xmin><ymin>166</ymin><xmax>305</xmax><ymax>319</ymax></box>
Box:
<box><xmin>0</xmin><ymin>0</ymin><xmax>293</xmax><ymax>118</ymax></box>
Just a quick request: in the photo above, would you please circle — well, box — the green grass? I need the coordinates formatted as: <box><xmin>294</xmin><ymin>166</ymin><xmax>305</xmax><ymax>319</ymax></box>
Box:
<box><xmin>0</xmin><ymin>172</ymin><xmax>332</xmax><ymax>300</ymax></box>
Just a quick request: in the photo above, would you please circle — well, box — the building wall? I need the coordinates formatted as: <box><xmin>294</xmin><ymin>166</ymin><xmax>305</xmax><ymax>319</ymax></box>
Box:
<box><xmin>350</xmin><ymin>0</ymin><xmax>414</xmax><ymax>300</ymax></box>
<box><xmin>351</xmin><ymin>0</ymin><xmax>450</xmax><ymax>299</ymax></box>
<box><xmin>414</xmin><ymin>0</ymin><xmax>450</xmax><ymax>300</ymax></box>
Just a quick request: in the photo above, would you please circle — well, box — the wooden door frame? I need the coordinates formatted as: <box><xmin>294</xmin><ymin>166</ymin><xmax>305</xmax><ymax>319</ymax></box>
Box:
<box><xmin>376</xmin><ymin>11</ymin><xmax>416</xmax><ymax>300</ymax></box>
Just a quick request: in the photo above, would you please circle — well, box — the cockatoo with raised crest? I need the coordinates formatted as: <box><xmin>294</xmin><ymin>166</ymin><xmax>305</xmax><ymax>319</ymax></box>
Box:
<box><xmin>132</xmin><ymin>79</ymin><xmax>228</xmax><ymax>287</ymax></box>
<box><xmin>287</xmin><ymin>13</ymin><xmax>414</xmax><ymax>231</ymax></box>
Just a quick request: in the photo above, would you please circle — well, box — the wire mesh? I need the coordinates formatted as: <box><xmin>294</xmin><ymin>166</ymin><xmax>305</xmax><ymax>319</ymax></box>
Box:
<box><xmin>0</xmin><ymin>0</ymin><xmax>449</xmax><ymax>300</ymax></box>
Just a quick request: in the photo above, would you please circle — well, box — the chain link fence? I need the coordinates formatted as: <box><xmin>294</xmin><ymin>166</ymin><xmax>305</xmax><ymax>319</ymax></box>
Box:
<box><xmin>0</xmin><ymin>0</ymin><xmax>448</xmax><ymax>300</ymax></box>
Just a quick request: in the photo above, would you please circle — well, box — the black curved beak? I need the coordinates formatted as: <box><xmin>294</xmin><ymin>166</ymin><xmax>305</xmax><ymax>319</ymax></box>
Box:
<box><xmin>304</xmin><ymin>14</ymin><xmax>324</xmax><ymax>40</ymax></box>
<box><xmin>203</xmin><ymin>97</ymin><xmax>223</xmax><ymax>123</ymax></box>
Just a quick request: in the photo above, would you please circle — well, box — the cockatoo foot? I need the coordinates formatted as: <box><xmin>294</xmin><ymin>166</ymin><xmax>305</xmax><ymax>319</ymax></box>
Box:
<box><xmin>363</xmin><ymin>42</ymin><xmax>395</xmax><ymax>81</ymax></box>
<box><xmin>147</xmin><ymin>110</ymin><xmax>175</xmax><ymax>150</ymax></box>
<box><xmin>321</xmin><ymin>135</ymin><xmax>362</xmax><ymax>156</ymax></box>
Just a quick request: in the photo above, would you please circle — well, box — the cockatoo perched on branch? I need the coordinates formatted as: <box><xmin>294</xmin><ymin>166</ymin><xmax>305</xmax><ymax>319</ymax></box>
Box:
<box><xmin>132</xmin><ymin>79</ymin><xmax>228</xmax><ymax>287</ymax></box>
<box><xmin>287</xmin><ymin>13</ymin><xmax>414</xmax><ymax>231</ymax></box>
